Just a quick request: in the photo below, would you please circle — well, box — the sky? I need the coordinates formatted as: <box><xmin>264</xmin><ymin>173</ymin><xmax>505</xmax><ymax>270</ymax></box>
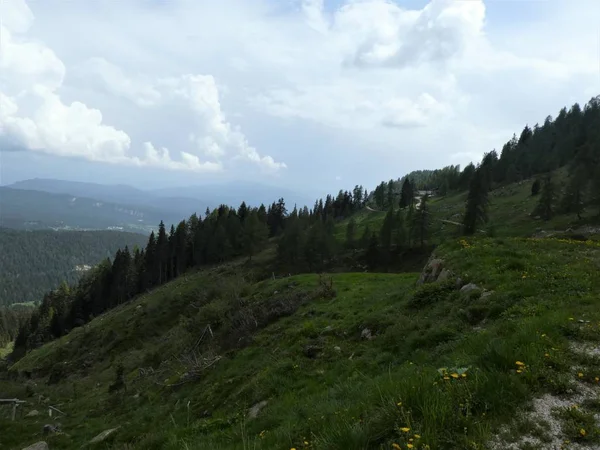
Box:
<box><xmin>0</xmin><ymin>0</ymin><xmax>599</xmax><ymax>196</ymax></box>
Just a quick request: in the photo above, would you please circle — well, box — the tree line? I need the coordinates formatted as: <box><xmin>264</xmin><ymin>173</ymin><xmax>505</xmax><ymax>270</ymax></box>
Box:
<box><xmin>0</xmin><ymin>229</ymin><xmax>147</xmax><ymax>307</ymax></box>
<box><xmin>12</xmin><ymin>186</ymin><xmax>367</xmax><ymax>358</ymax></box>
<box><xmin>10</xmin><ymin>94</ymin><xmax>600</xmax><ymax>358</ymax></box>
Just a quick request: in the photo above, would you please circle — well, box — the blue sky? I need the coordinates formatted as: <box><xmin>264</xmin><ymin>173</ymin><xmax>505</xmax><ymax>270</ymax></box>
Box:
<box><xmin>0</xmin><ymin>0</ymin><xmax>598</xmax><ymax>197</ymax></box>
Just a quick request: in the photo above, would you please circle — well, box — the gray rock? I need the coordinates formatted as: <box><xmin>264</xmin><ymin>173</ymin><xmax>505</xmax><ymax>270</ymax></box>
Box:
<box><xmin>334</xmin><ymin>346</ymin><xmax>341</xmax><ymax>352</ymax></box>
<box><xmin>481</xmin><ymin>290</ymin><xmax>494</xmax><ymax>299</ymax></box>
<box><xmin>460</xmin><ymin>283</ymin><xmax>481</xmax><ymax>294</ymax></box>
<box><xmin>89</xmin><ymin>427</ymin><xmax>120</xmax><ymax>444</ymax></box>
<box><xmin>303</xmin><ymin>345</ymin><xmax>322</xmax><ymax>359</ymax></box>
<box><xmin>437</xmin><ymin>268</ymin><xmax>452</xmax><ymax>282</ymax></box>
<box><xmin>248</xmin><ymin>401</ymin><xmax>268</xmax><ymax>419</ymax></box>
<box><xmin>455</xmin><ymin>277</ymin><xmax>464</xmax><ymax>289</ymax></box>
<box><xmin>361</xmin><ymin>328</ymin><xmax>373</xmax><ymax>340</ymax></box>
<box><xmin>417</xmin><ymin>257</ymin><xmax>445</xmax><ymax>285</ymax></box>
<box><xmin>26</xmin><ymin>409</ymin><xmax>40</xmax><ymax>417</ymax></box>
<box><xmin>43</xmin><ymin>424</ymin><xmax>59</xmax><ymax>435</ymax></box>
<box><xmin>21</xmin><ymin>442</ymin><xmax>49</xmax><ymax>450</ymax></box>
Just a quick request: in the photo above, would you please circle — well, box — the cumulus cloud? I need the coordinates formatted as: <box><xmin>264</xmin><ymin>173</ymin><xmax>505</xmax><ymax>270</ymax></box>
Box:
<box><xmin>0</xmin><ymin>0</ymin><xmax>286</xmax><ymax>174</ymax></box>
<box><xmin>1</xmin><ymin>0</ymin><xmax>598</xmax><ymax>188</ymax></box>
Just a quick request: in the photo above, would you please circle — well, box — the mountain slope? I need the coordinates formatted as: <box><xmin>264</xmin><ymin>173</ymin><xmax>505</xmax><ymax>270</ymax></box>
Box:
<box><xmin>4</xmin><ymin>236</ymin><xmax>600</xmax><ymax>449</ymax></box>
<box><xmin>0</xmin><ymin>228</ymin><xmax>148</xmax><ymax>307</ymax></box>
<box><xmin>0</xmin><ymin>187</ymin><xmax>172</xmax><ymax>232</ymax></box>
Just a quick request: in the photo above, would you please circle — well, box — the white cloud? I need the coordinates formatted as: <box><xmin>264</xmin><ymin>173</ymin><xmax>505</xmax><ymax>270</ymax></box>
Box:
<box><xmin>0</xmin><ymin>0</ymin><xmax>286</xmax><ymax>175</ymax></box>
<box><xmin>1</xmin><ymin>0</ymin><xmax>598</xmax><ymax>189</ymax></box>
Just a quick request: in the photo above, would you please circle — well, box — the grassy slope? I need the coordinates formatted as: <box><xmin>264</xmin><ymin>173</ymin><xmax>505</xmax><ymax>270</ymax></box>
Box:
<box><xmin>338</xmin><ymin>168</ymin><xmax>599</xmax><ymax>243</ymax></box>
<box><xmin>3</xmin><ymin>176</ymin><xmax>600</xmax><ymax>449</ymax></box>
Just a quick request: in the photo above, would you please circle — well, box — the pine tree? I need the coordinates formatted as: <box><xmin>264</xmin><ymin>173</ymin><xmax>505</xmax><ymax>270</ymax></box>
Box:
<box><xmin>463</xmin><ymin>168</ymin><xmax>489</xmax><ymax>235</ymax></box>
<box><xmin>387</xmin><ymin>179</ymin><xmax>394</xmax><ymax>207</ymax></box>
<box><xmin>380</xmin><ymin>207</ymin><xmax>394</xmax><ymax>251</ymax></box>
<box><xmin>399</xmin><ymin>178</ymin><xmax>414</xmax><ymax>209</ymax></box>
<box><xmin>365</xmin><ymin>232</ymin><xmax>380</xmax><ymax>269</ymax></box>
<box><xmin>345</xmin><ymin>218</ymin><xmax>356</xmax><ymax>249</ymax></box>
<box><xmin>531</xmin><ymin>179</ymin><xmax>541</xmax><ymax>196</ymax></box>
<box><xmin>242</xmin><ymin>212</ymin><xmax>268</xmax><ymax>261</ymax></box>
<box><xmin>561</xmin><ymin>168</ymin><xmax>587</xmax><ymax>220</ymax></box>
<box><xmin>394</xmin><ymin>210</ymin><xmax>407</xmax><ymax>248</ymax></box>
<box><xmin>534</xmin><ymin>175</ymin><xmax>556</xmax><ymax>221</ymax></box>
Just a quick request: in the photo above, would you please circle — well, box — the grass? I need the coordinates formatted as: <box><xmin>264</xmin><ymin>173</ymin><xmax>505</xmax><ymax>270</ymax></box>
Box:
<box><xmin>337</xmin><ymin>167</ymin><xmax>600</xmax><ymax>245</ymax></box>
<box><xmin>3</xmin><ymin>234</ymin><xmax>600</xmax><ymax>449</ymax></box>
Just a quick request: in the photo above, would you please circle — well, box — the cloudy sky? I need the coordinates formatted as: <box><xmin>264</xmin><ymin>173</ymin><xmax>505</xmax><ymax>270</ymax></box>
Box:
<box><xmin>0</xmin><ymin>0</ymin><xmax>598</xmax><ymax>195</ymax></box>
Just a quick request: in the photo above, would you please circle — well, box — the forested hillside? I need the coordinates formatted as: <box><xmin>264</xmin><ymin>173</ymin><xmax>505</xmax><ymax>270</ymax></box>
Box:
<box><xmin>0</xmin><ymin>229</ymin><xmax>148</xmax><ymax>307</ymax></box>
<box><xmin>9</xmin><ymin>96</ymin><xmax>600</xmax><ymax>363</ymax></box>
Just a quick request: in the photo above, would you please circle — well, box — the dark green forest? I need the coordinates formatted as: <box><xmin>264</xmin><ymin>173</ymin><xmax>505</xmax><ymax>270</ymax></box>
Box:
<box><xmin>8</xmin><ymin>95</ymin><xmax>600</xmax><ymax>360</ymax></box>
<box><xmin>0</xmin><ymin>229</ymin><xmax>147</xmax><ymax>307</ymax></box>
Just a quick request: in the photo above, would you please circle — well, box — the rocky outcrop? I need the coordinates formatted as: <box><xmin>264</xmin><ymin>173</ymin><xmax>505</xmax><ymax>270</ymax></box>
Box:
<box><xmin>247</xmin><ymin>400</ymin><xmax>268</xmax><ymax>419</ymax></box>
<box><xmin>417</xmin><ymin>257</ymin><xmax>446</xmax><ymax>285</ymax></box>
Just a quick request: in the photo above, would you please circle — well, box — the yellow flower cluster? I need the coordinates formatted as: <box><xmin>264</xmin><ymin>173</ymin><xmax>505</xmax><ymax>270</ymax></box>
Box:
<box><xmin>515</xmin><ymin>361</ymin><xmax>527</xmax><ymax>374</ymax></box>
<box><xmin>392</xmin><ymin>429</ymin><xmax>424</xmax><ymax>449</ymax></box>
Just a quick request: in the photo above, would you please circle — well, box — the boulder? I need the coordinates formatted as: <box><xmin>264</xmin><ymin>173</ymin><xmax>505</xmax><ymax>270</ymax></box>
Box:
<box><xmin>436</xmin><ymin>268</ymin><xmax>452</xmax><ymax>282</ymax></box>
<box><xmin>26</xmin><ymin>409</ymin><xmax>40</xmax><ymax>417</ymax></box>
<box><xmin>417</xmin><ymin>258</ymin><xmax>445</xmax><ymax>285</ymax></box>
<box><xmin>248</xmin><ymin>401</ymin><xmax>268</xmax><ymax>419</ymax></box>
<box><xmin>89</xmin><ymin>427</ymin><xmax>120</xmax><ymax>444</ymax></box>
<box><xmin>21</xmin><ymin>442</ymin><xmax>49</xmax><ymax>450</ymax></box>
<box><xmin>361</xmin><ymin>328</ymin><xmax>374</xmax><ymax>340</ymax></box>
<box><xmin>460</xmin><ymin>283</ymin><xmax>481</xmax><ymax>295</ymax></box>
<box><xmin>43</xmin><ymin>424</ymin><xmax>60</xmax><ymax>435</ymax></box>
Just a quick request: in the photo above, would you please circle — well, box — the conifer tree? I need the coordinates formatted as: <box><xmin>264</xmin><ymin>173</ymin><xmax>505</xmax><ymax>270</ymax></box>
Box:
<box><xmin>242</xmin><ymin>212</ymin><xmax>268</xmax><ymax>261</ymax></box>
<box><xmin>380</xmin><ymin>207</ymin><xmax>394</xmax><ymax>251</ymax></box>
<box><xmin>531</xmin><ymin>179</ymin><xmax>541</xmax><ymax>196</ymax></box>
<box><xmin>399</xmin><ymin>178</ymin><xmax>414</xmax><ymax>210</ymax></box>
<box><xmin>560</xmin><ymin>168</ymin><xmax>587</xmax><ymax>220</ymax></box>
<box><xmin>365</xmin><ymin>232</ymin><xmax>380</xmax><ymax>269</ymax></box>
<box><xmin>534</xmin><ymin>175</ymin><xmax>556</xmax><ymax>221</ymax></box>
<box><xmin>394</xmin><ymin>210</ymin><xmax>407</xmax><ymax>248</ymax></box>
<box><xmin>463</xmin><ymin>168</ymin><xmax>489</xmax><ymax>235</ymax></box>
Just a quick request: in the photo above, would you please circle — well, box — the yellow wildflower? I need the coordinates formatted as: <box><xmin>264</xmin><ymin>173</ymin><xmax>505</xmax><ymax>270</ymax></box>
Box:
<box><xmin>578</xmin><ymin>372</ymin><xmax>584</xmax><ymax>378</ymax></box>
<box><xmin>407</xmin><ymin>445</ymin><xmax>414</xmax><ymax>449</ymax></box>
<box><xmin>392</xmin><ymin>444</ymin><xmax>401</xmax><ymax>450</ymax></box>
<box><xmin>414</xmin><ymin>434</ymin><xmax>421</xmax><ymax>439</ymax></box>
<box><xmin>461</xmin><ymin>373</ymin><xmax>467</xmax><ymax>378</ymax></box>
<box><xmin>580</xmin><ymin>428</ymin><xmax>586</xmax><ymax>436</ymax></box>
<box><xmin>595</xmin><ymin>377</ymin><xmax>599</xmax><ymax>382</ymax></box>
<box><xmin>400</xmin><ymin>427</ymin><xmax>411</xmax><ymax>433</ymax></box>
<box><xmin>304</xmin><ymin>441</ymin><xmax>309</xmax><ymax>446</ymax></box>
<box><xmin>443</xmin><ymin>376</ymin><xmax>450</xmax><ymax>380</ymax></box>
<box><xmin>515</xmin><ymin>361</ymin><xmax>525</xmax><ymax>366</ymax></box>
<box><xmin>451</xmin><ymin>373</ymin><xmax>459</xmax><ymax>379</ymax></box>
<box><xmin>545</xmin><ymin>353</ymin><xmax>550</xmax><ymax>357</ymax></box>
<box><xmin>397</xmin><ymin>402</ymin><xmax>402</xmax><ymax>406</ymax></box>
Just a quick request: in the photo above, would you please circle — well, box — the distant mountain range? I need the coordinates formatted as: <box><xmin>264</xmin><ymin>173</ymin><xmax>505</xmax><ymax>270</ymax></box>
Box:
<box><xmin>1</xmin><ymin>178</ymin><xmax>314</xmax><ymax>233</ymax></box>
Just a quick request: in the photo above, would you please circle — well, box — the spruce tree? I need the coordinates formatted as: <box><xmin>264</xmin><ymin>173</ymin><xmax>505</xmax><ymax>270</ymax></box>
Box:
<box><xmin>380</xmin><ymin>207</ymin><xmax>394</xmax><ymax>251</ymax></box>
<box><xmin>242</xmin><ymin>212</ymin><xmax>268</xmax><ymax>261</ymax></box>
<box><xmin>387</xmin><ymin>179</ymin><xmax>394</xmax><ymax>207</ymax></box>
<box><xmin>531</xmin><ymin>179</ymin><xmax>541</xmax><ymax>196</ymax></box>
<box><xmin>534</xmin><ymin>175</ymin><xmax>556</xmax><ymax>221</ymax></box>
<box><xmin>399</xmin><ymin>178</ymin><xmax>414</xmax><ymax>209</ymax></box>
<box><xmin>394</xmin><ymin>210</ymin><xmax>407</xmax><ymax>248</ymax></box>
<box><xmin>560</xmin><ymin>168</ymin><xmax>587</xmax><ymax>220</ymax></box>
<box><xmin>463</xmin><ymin>168</ymin><xmax>489</xmax><ymax>235</ymax></box>
<box><xmin>365</xmin><ymin>232</ymin><xmax>380</xmax><ymax>269</ymax></box>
